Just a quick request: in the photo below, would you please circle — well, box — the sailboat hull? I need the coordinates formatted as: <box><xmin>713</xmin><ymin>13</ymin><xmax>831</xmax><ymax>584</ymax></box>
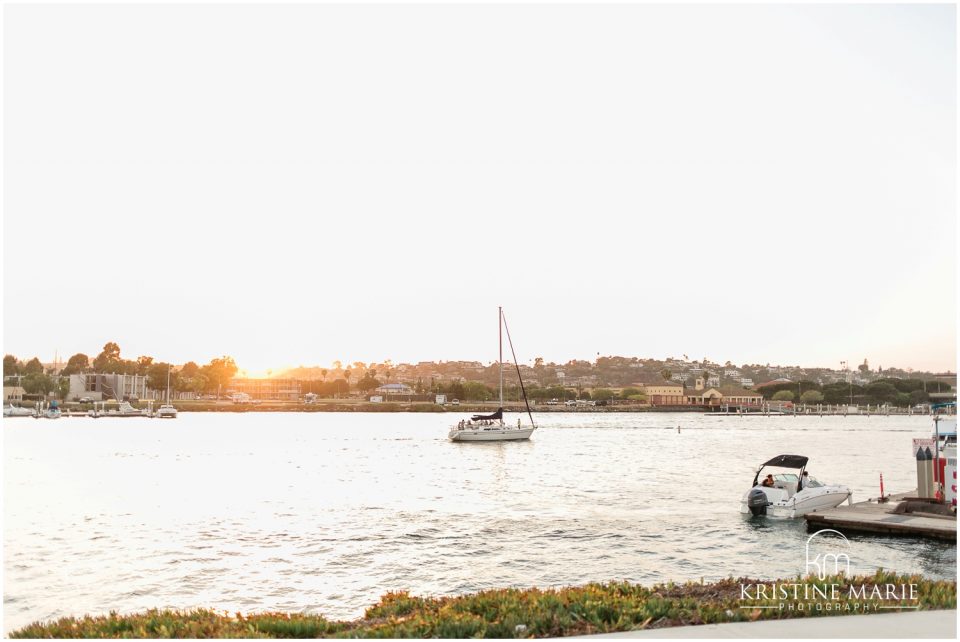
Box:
<box><xmin>449</xmin><ymin>427</ymin><xmax>536</xmax><ymax>442</ymax></box>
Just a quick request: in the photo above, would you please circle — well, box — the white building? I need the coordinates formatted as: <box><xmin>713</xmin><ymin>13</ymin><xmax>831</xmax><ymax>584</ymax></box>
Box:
<box><xmin>68</xmin><ymin>373</ymin><xmax>152</xmax><ymax>401</ymax></box>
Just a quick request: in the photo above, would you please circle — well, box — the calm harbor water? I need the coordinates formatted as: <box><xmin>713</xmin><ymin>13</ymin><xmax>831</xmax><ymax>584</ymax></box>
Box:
<box><xmin>3</xmin><ymin>412</ymin><xmax>955</xmax><ymax>631</ymax></box>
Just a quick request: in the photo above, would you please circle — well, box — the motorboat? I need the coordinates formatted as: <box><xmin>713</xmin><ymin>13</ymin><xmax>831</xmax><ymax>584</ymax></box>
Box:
<box><xmin>4</xmin><ymin>404</ymin><xmax>36</xmax><ymax>417</ymax></box>
<box><xmin>156</xmin><ymin>404</ymin><xmax>178</xmax><ymax>418</ymax></box>
<box><xmin>741</xmin><ymin>454</ymin><xmax>851</xmax><ymax>518</ymax></box>
<box><xmin>94</xmin><ymin>401</ymin><xmax>149</xmax><ymax>417</ymax></box>
<box><xmin>448</xmin><ymin>307</ymin><xmax>537</xmax><ymax>442</ymax></box>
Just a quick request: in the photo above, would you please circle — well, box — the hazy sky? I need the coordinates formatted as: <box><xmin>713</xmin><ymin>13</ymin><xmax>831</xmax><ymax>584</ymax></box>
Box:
<box><xmin>4</xmin><ymin>3</ymin><xmax>956</xmax><ymax>375</ymax></box>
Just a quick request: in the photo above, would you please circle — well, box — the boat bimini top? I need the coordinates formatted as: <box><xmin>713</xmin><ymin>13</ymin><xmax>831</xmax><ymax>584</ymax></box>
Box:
<box><xmin>751</xmin><ymin>454</ymin><xmax>809</xmax><ymax>488</ymax></box>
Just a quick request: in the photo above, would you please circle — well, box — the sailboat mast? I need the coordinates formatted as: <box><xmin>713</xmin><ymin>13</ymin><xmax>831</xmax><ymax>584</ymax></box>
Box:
<box><xmin>498</xmin><ymin>306</ymin><xmax>503</xmax><ymax>409</ymax></box>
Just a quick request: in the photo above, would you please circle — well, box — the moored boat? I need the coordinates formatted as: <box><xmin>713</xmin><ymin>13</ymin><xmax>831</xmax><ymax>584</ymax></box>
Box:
<box><xmin>4</xmin><ymin>404</ymin><xmax>36</xmax><ymax>417</ymax></box>
<box><xmin>156</xmin><ymin>404</ymin><xmax>178</xmax><ymax>418</ymax></box>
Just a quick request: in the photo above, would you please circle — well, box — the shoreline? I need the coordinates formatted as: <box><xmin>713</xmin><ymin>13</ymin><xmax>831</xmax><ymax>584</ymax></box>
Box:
<box><xmin>9</xmin><ymin>573</ymin><xmax>956</xmax><ymax>638</ymax></box>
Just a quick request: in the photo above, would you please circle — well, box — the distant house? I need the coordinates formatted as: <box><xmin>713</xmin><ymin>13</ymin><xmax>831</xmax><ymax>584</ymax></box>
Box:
<box><xmin>686</xmin><ymin>385</ymin><xmax>763</xmax><ymax>407</ymax></box>
<box><xmin>375</xmin><ymin>383</ymin><xmax>414</xmax><ymax>396</ymax></box>
<box><xmin>739</xmin><ymin>377</ymin><xmax>754</xmax><ymax>388</ymax></box>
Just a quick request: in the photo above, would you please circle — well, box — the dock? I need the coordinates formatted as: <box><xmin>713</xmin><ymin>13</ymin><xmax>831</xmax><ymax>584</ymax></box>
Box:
<box><xmin>805</xmin><ymin>491</ymin><xmax>956</xmax><ymax>541</ymax></box>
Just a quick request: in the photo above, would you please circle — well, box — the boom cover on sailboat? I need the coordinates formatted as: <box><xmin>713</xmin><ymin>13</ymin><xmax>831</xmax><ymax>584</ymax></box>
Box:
<box><xmin>471</xmin><ymin>408</ymin><xmax>503</xmax><ymax>421</ymax></box>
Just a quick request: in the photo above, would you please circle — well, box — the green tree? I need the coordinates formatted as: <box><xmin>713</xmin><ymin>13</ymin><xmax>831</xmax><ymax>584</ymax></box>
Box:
<box><xmin>591</xmin><ymin>388</ymin><xmax>615</xmax><ymax>401</ymax></box>
<box><xmin>866</xmin><ymin>382</ymin><xmax>898</xmax><ymax>404</ymax></box>
<box><xmin>21</xmin><ymin>373</ymin><xmax>55</xmax><ymax>397</ymax></box>
<box><xmin>800</xmin><ymin>390</ymin><xmax>823</xmax><ymax>404</ymax></box>
<box><xmin>201</xmin><ymin>356</ymin><xmax>238</xmax><ymax>395</ymax></box>
<box><xmin>23</xmin><ymin>357</ymin><xmax>44</xmax><ymax>375</ymax></box>
<box><xmin>331</xmin><ymin>378</ymin><xmax>349</xmax><ymax>397</ymax></box>
<box><xmin>772</xmin><ymin>390</ymin><xmax>795</xmax><ymax>402</ymax></box>
<box><xmin>660</xmin><ymin>369</ymin><xmax>672</xmax><ymax>381</ymax></box>
<box><xmin>93</xmin><ymin>342</ymin><xmax>122</xmax><ymax>373</ymax></box>
<box><xmin>180</xmin><ymin>361</ymin><xmax>200</xmax><ymax>379</ymax></box>
<box><xmin>447</xmin><ymin>380</ymin><xmax>465</xmax><ymax>400</ymax></box>
<box><xmin>620</xmin><ymin>387</ymin><xmax>642</xmax><ymax>398</ymax></box>
<box><xmin>147</xmin><ymin>363</ymin><xmax>175</xmax><ymax>395</ymax></box>
<box><xmin>57</xmin><ymin>377</ymin><xmax>71</xmax><ymax>400</ymax></box>
<box><xmin>909</xmin><ymin>390</ymin><xmax>930</xmax><ymax>406</ymax></box>
<box><xmin>4</xmin><ymin>354</ymin><xmax>21</xmax><ymax>377</ymax></box>
<box><xmin>61</xmin><ymin>353</ymin><xmax>90</xmax><ymax>376</ymax></box>
<box><xmin>462</xmin><ymin>381</ymin><xmax>493</xmax><ymax>401</ymax></box>
<box><xmin>357</xmin><ymin>370</ymin><xmax>381</xmax><ymax>393</ymax></box>
<box><xmin>136</xmin><ymin>356</ymin><xmax>154</xmax><ymax>376</ymax></box>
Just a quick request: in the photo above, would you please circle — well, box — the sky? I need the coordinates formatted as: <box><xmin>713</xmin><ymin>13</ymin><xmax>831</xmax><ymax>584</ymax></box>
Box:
<box><xmin>3</xmin><ymin>3</ymin><xmax>957</xmax><ymax>376</ymax></box>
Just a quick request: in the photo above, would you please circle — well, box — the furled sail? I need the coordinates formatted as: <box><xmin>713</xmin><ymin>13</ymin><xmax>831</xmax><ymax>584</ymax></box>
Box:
<box><xmin>471</xmin><ymin>408</ymin><xmax>503</xmax><ymax>421</ymax></box>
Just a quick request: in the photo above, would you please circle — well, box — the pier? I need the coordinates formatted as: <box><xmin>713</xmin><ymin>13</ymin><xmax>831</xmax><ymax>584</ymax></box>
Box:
<box><xmin>805</xmin><ymin>491</ymin><xmax>956</xmax><ymax>541</ymax></box>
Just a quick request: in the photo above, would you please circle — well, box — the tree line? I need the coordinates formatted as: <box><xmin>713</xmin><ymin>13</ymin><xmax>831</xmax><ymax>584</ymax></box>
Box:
<box><xmin>3</xmin><ymin>343</ymin><xmax>238</xmax><ymax>399</ymax></box>
<box><xmin>759</xmin><ymin>378</ymin><xmax>950</xmax><ymax>406</ymax></box>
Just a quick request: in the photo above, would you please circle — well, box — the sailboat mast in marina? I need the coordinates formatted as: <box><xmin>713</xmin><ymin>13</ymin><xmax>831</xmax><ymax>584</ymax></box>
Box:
<box><xmin>447</xmin><ymin>307</ymin><xmax>537</xmax><ymax>442</ymax></box>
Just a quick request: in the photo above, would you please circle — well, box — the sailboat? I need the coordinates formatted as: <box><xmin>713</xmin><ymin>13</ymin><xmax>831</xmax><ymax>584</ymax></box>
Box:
<box><xmin>156</xmin><ymin>366</ymin><xmax>177</xmax><ymax>418</ymax></box>
<box><xmin>448</xmin><ymin>307</ymin><xmax>537</xmax><ymax>442</ymax></box>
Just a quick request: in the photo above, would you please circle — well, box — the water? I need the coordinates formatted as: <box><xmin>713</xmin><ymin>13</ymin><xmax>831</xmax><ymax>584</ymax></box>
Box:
<box><xmin>3</xmin><ymin>412</ymin><xmax>954</xmax><ymax>631</ymax></box>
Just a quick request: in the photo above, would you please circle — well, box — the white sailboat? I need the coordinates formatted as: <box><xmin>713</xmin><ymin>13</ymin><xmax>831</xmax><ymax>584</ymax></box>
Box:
<box><xmin>448</xmin><ymin>307</ymin><xmax>537</xmax><ymax>442</ymax></box>
<box><xmin>156</xmin><ymin>367</ymin><xmax>177</xmax><ymax>418</ymax></box>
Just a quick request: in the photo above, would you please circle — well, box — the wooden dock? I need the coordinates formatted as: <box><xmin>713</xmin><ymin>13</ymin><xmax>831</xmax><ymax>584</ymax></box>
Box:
<box><xmin>805</xmin><ymin>492</ymin><xmax>957</xmax><ymax>541</ymax></box>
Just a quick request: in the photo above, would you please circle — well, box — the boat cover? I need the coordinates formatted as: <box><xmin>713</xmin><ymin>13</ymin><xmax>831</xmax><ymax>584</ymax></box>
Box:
<box><xmin>761</xmin><ymin>454</ymin><xmax>808</xmax><ymax>469</ymax></box>
<box><xmin>472</xmin><ymin>407</ymin><xmax>503</xmax><ymax>421</ymax></box>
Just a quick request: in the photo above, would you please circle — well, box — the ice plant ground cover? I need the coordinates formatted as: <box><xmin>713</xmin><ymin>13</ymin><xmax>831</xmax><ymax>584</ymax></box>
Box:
<box><xmin>10</xmin><ymin>571</ymin><xmax>956</xmax><ymax>638</ymax></box>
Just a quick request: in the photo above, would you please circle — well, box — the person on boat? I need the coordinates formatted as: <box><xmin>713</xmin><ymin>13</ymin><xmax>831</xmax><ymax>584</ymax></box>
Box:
<box><xmin>761</xmin><ymin>474</ymin><xmax>775</xmax><ymax>488</ymax></box>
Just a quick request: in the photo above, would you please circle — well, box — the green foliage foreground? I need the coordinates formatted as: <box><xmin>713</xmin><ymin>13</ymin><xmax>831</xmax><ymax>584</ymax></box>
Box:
<box><xmin>11</xmin><ymin>572</ymin><xmax>956</xmax><ymax>638</ymax></box>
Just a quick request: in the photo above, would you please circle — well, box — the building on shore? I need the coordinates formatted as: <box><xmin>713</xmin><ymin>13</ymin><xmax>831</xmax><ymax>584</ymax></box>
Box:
<box><xmin>67</xmin><ymin>373</ymin><xmax>152</xmax><ymax>401</ymax></box>
<box><xmin>685</xmin><ymin>380</ymin><xmax>764</xmax><ymax>407</ymax></box>
<box><xmin>4</xmin><ymin>385</ymin><xmax>25</xmax><ymax>403</ymax></box>
<box><xmin>642</xmin><ymin>383</ymin><xmax>686</xmax><ymax>405</ymax></box>
<box><xmin>227</xmin><ymin>378</ymin><xmax>302</xmax><ymax>401</ymax></box>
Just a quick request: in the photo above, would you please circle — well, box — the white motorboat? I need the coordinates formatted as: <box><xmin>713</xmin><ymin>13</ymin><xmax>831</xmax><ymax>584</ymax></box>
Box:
<box><xmin>448</xmin><ymin>307</ymin><xmax>537</xmax><ymax>443</ymax></box>
<box><xmin>94</xmin><ymin>401</ymin><xmax>149</xmax><ymax>417</ymax></box>
<box><xmin>741</xmin><ymin>454</ymin><xmax>851</xmax><ymax>518</ymax></box>
<box><xmin>156</xmin><ymin>404</ymin><xmax>177</xmax><ymax>418</ymax></box>
<box><xmin>4</xmin><ymin>404</ymin><xmax>36</xmax><ymax>417</ymax></box>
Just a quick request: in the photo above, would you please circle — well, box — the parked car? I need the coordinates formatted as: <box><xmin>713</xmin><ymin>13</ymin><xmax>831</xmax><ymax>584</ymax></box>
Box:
<box><xmin>451</xmin><ymin>399</ymin><xmax>460</xmax><ymax>406</ymax></box>
<box><xmin>565</xmin><ymin>400</ymin><xmax>577</xmax><ymax>406</ymax></box>
<box><xmin>79</xmin><ymin>396</ymin><xmax>93</xmax><ymax>403</ymax></box>
<box><xmin>546</xmin><ymin>398</ymin><xmax>559</xmax><ymax>405</ymax></box>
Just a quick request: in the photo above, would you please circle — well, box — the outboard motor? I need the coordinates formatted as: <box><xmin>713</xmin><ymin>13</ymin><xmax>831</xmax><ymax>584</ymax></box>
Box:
<box><xmin>747</xmin><ymin>488</ymin><xmax>769</xmax><ymax>516</ymax></box>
